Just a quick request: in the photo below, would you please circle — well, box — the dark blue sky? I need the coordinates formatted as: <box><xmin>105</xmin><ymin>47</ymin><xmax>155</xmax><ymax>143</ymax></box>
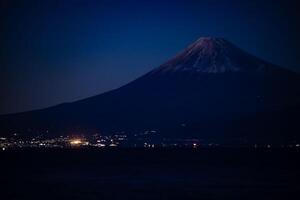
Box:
<box><xmin>1</xmin><ymin>0</ymin><xmax>300</xmax><ymax>114</ymax></box>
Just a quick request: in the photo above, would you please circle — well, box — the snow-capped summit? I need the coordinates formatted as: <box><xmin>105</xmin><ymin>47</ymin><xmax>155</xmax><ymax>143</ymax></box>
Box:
<box><xmin>151</xmin><ymin>37</ymin><xmax>272</xmax><ymax>74</ymax></box>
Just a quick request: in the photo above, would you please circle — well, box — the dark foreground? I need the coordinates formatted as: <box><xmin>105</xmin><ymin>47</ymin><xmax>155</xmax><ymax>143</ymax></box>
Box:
<box><xmin>1</xmin><ymin>148</ymin><xmax>299</xmax><ymax>200</ymax></box>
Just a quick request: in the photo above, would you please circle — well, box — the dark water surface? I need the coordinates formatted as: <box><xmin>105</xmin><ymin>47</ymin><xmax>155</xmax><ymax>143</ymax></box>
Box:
<box><xmin>1</xmin><ymin>148</ymin><xmax>299</xmax><ymax>200</ymax></box>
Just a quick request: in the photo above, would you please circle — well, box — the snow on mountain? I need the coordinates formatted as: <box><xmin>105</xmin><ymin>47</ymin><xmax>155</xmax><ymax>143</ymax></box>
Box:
<box><xmin>149</xmin><ymin>37</ymin><xmax>276</xmax><ymax>74</ymax></box>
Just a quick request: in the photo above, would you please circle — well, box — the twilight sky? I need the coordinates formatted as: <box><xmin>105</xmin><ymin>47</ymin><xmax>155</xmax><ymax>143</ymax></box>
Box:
<box><xmin>1</xmin><ymin>0</ymin><xmax>300</xmax><ymax>114</ymax></box>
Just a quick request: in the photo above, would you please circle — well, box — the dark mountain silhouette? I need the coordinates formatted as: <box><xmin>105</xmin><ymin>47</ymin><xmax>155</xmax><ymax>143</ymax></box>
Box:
<box><xmin>1</xmin><ymin>37</ymin><xmax>300</xmax><ymax>143</ymax></box>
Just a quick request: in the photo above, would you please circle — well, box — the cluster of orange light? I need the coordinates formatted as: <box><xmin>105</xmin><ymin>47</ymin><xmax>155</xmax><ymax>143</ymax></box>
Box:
<box><xmin>69</xmin><ymin>139</ymin><xmax>82</xmax><ymax>145</ymax></box>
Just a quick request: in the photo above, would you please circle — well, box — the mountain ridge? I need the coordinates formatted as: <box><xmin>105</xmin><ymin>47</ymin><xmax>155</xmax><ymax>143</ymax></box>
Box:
<box><xmin>1</xmin><ymin>37</ymin><xmax>300</xmax><ymax>143</ymax></box>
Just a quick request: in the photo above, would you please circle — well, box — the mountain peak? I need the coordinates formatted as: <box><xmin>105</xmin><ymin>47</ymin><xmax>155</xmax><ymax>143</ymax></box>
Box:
<box><xmin>193</xmin><ymin>37</ymin><xmax>228</xmax><ymax>46</ymax></box>
<box><xmin>151</xmin><ymin>37</ymin><xmax>271</xmax><ymax>74</ymax></box>
<box><xmin>187</xmin><ymin>37</ymin><xmax>230</xmax><ymax>56</ymax></box>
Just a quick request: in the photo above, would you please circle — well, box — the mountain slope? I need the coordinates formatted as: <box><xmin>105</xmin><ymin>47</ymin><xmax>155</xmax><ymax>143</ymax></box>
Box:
<box><xmin>1</xmin><ymin>37</ymin><xmax>300</xmax><ymax>143</ymax></box>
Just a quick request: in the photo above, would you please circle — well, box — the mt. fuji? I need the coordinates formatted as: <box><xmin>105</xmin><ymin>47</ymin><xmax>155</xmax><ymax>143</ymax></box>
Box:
<box><xmin>1</xmin><ymin>37</ymin><xmax>300</xmax><ymax>143</ymax></box>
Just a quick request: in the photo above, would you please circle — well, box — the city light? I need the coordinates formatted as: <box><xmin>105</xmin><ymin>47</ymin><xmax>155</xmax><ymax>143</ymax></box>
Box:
<box><xmin>0</xmin><ymin>132</ymin><xmax>299</xmax><ymax>149</ymax></box>
<box><xmin>70</xmin><ymin>139</ymin><xmax>82</xmax><ymax>145</ymax></box>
